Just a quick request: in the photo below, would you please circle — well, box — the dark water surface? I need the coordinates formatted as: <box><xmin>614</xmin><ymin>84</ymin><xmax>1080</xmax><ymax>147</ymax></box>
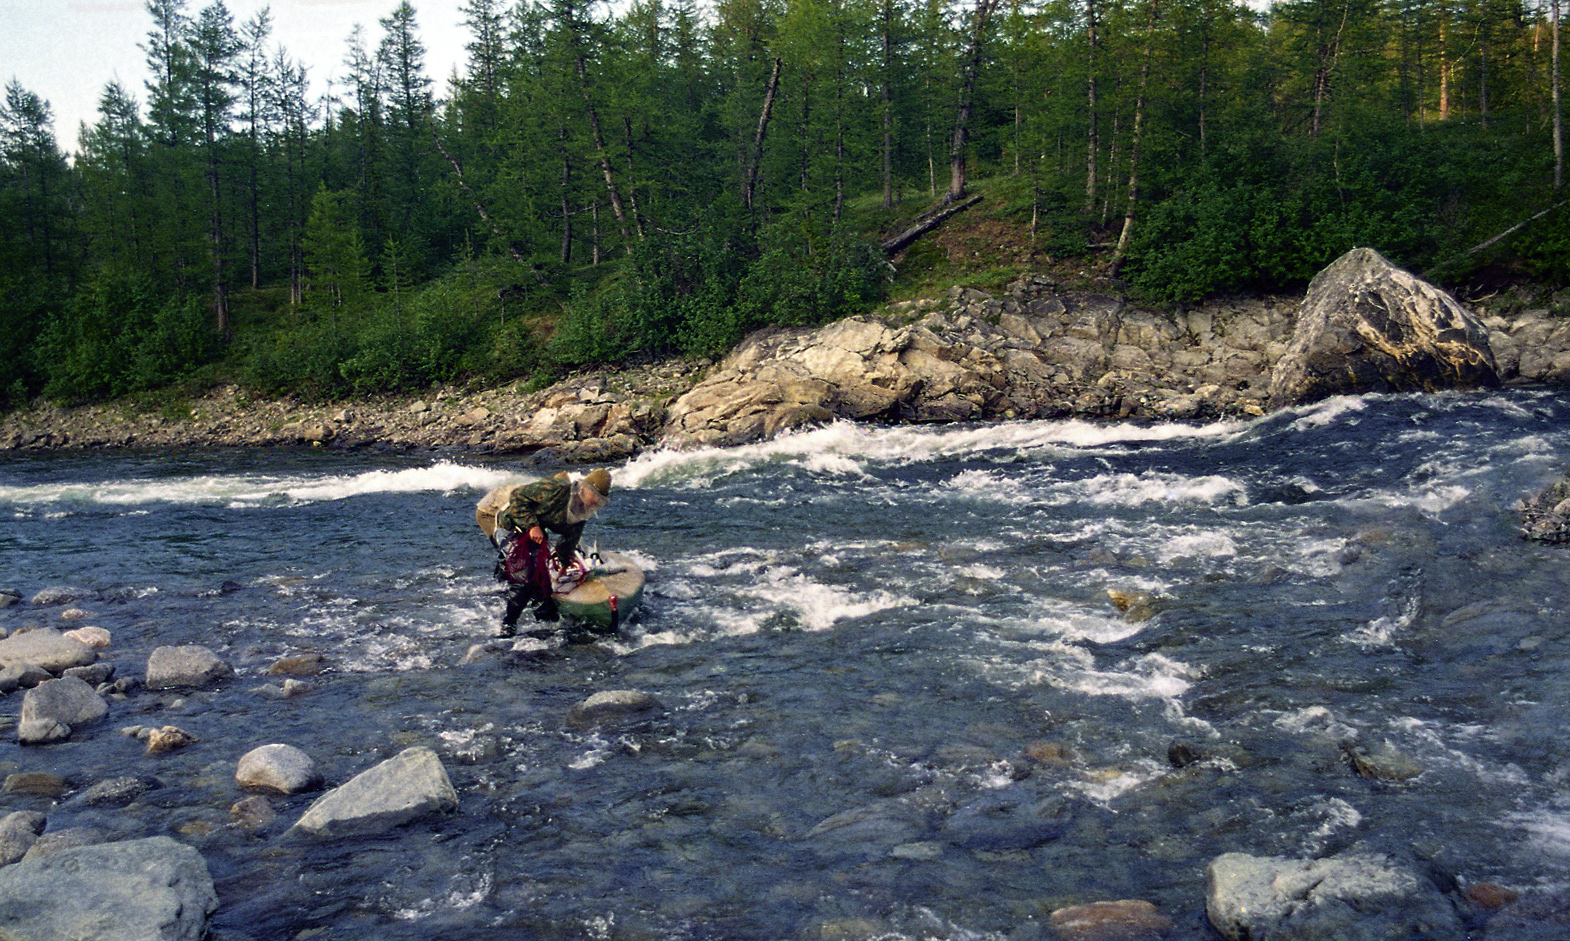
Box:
<box><xmin>4</xmin><ymin>389</ymin><xmax>1570</xmax><ymax>939</ymax></box>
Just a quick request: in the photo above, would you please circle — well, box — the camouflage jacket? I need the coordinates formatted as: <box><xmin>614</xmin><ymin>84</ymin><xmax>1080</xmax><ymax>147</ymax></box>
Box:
<box><xmin>497</xmin><ymin>473</ymin><xmax>584</xmax><ymax>562</ymax></box>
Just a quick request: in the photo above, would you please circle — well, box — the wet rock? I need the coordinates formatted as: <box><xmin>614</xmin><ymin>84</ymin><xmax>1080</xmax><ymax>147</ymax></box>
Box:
<box><xmin>940</xmin><ymin>789</ymin><xmax>1073</xmax><ymax>851</ymax></box>
<box><xmin>1343</xmin><ymin>740</ymin><xmax>1423</xmax><ymax>782</ymax></box>
<box><xmin>27</xmin><ymin>586</ymin><xmax>96</xmax><ymax>607</ymax></box>
<box><xmin>144</xmin><ymin>725</ymin><xmax>198</xmax><ymax>754</ymax></box>
<box><xmin>1206</xmin><ymin>849</ymin><xmax>1464</xmax><ymax>941</ymax></box>
<box><xmin>1463</xmin><ymin>882</ymin><xmax>1520</xmax><ymax>911</ymax></box>
<box><xmin>236</xmin><ymin>743</ymin><xmax>320</xmax><ymax>795</ymax></box>
<box><xmin>804</xmin><ymin>786</ymin><xmax>952</xmax><ymax>856</ymax></box>
<box><xmin>0</xmin><ymin>628</ymin><xmax>97</xmax><ymax>674</ymax></box>
<box><xmin>1047</xmin><ymin>900</ymin><xmax>1174</xmax><ymax>940</ymax></box>
<box><xmin>0</xmin><ymin>662</ymin><xmax>51</xmax><ymax>694</ymax></box>
<box><xmin>1518</xmin><ymin>471</ymin><xmax>1570</xmax><ymax>543</ymax></box>
<box><xmin>63</xmin><ymin>661</ymin><xmax>114</xmax><ymax>686</ymax></box>
<box><xmin>18</xmin><ymin>675</ymin><xmax>109</xmax><ymax>744</ymax></box>
<box><xmin>266</xmin><ymin>652</ymin><xmax>324</xmax><ymax>676</ymax></box>
<box><xmin>1105</xmin><ymin>588</ymin><xmax>1164</xmax><ymax>623</ymax></box>
<box><xmin>146</xmin><ymin>645</ymin><xmax>233</xmax><ymax>690</ymax></box>
<box><xmin>23</xmin><ymin>827</ymin><xmax>107</xmax><ymax>860</ymax></box>
<box><xmin>0</xmin><ymin>835</ymin><xmax>217</xmax><ymax>941</ymax></box>
<box><xmin>1267</xmin><ymin>247</ymin><xmax>1498</xmax><ymax>410</ymax></box>
<box><xmin>229</xmin><ymin>795</ymin><xmax>277</xmax><ymax>830</ymax></box>
<box><xmin>1482</xmin><ymin>888</ymin><xmax>1570</xmax><ymax>938</ymax></box>
<box><xmin>76</xmin><ymin>775</ymin><xmax>157</xmax><ymax>807</ymax></box>
<box><xmin>2</xmin><ymin>773</ymin><xmax>67</xmax><ymax>799</ymax></box>
<box><xmin>0</xmin><ymin>589</ymin><xmax>20</xmax><ymax>609</ymax></box>
<box><xmin>288</xmin><ymin>746</ymin><xmax>458</xmax><ymax>839</ymax></box>
<box><xmin>1022</xmin><ymin>740</ymin><xmax>1078</xmax><ymax>767</ymax></box>
<box><xmin>0</xmin><ymin>811</ymin><xmax>46</xmax><ymax>866</ymax></box>
<box><xmin>63</xmin><ymin>625</ymin><xmax>111</xmax><ymax>649</ymax></box>
<box><xmin>568</xmin><ymin>689</ymin><xmax>663</xmax><ymax>726</ymax></box>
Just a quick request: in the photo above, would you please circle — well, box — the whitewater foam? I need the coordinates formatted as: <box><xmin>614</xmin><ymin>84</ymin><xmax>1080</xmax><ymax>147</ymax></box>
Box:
<box><xmin>617</xmin><ymin>415</ymin><xmax>1254</xmax><ymax>490</ymax></box>
<box><xmin>0</xmin><ymin>460</ymin><xmax>517</xmax><ymax>511</ymax></box>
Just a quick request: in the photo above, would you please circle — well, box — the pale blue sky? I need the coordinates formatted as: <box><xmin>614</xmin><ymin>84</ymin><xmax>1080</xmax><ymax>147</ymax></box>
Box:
<box><xmin>0</xmin><ymin>0</ymin><xmax>471</xmax><ymax>153</ymax></box>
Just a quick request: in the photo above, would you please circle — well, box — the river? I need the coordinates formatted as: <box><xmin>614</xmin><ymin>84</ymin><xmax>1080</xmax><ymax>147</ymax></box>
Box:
<box><xmin>3</xmin><ymin>388</ymin><xmax>1570</xmax><ymax>940</ymax></box>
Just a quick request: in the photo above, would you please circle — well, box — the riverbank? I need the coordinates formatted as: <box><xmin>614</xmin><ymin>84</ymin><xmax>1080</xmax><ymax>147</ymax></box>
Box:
<box><xmin>4</xmin><ymin>277</ymin><xmax>1568</xmax><ymax>459</ymax></box>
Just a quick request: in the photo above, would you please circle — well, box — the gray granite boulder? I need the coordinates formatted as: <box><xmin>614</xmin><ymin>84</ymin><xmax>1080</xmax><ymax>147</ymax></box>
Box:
<box><xmin>0</xmin><ymin>629</ymin><xmax>96</xmax><ymax>674</ymax></box>
<box><xmin>0</xmin><ymin>811</ymin><xmax>46</xmax><ymax>866</ymax></box>
<box><xmin>0</xmin><ymin>662</ymin><xmax>51</xmax><ymax>694</ymax></box>
<box><xmin>1268</xmin><ymin>247</ymin><xmax>1498</xmax><ymax>409</ymax></box>
<box><xmin>236</xmin><ymin>743</ymin><xmax>320</xmax><ymax>795</ymax></box>
<box><xmin>289</xmin><ymin>746</ymin><xmax>457</xmax><ymax>839</ymax></box>
<box><xmin>145</xmin><ymin>645</ymin><xmax>233</xmax><ymax>690</ymax></box>
<box><xmin>1206</xmin><ymin>849</ymin><xmax>1464</xmax><ymax>940</ymax></box>
<box><xmin>18</xmin><ymin>675</ymin><xmax>109</xmax><ymax>744</ymax></box>
<box><xmin>0</xmin><ymin>836</ymin><xmax>216</xmax><ymax>941</ymax></box>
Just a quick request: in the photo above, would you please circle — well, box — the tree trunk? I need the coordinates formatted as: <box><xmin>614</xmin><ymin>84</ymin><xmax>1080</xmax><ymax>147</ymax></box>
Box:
<box><xmin>560</xmin><ymin>124</ymin><xmax>574</xmax><ymax>266</ymax></box>
<box><xmin>1084</xmin><ymin>0</ymin><xmax>1099</xmax><ymax>214</ymax></box>
<box><xmin>881</xmin><ymin>0</ymin><xmax>895</xmax><ymax>209</ymax></box>
<box><xmin>564</xmin><ymin>10</ymin><xmax>632</xmax><ymax>253</ymax></box>
<box><xmin>1556</xmin><ymin>0</ymin><xmax>1564</xmax><ymax>188</ymax></box>
<box><xmin>948</xmin><ymin>0</ymin><xmax>1000</xmax><ymax>204</ymax></box>
<box><xmin>621</xmin><ymin>116</ymin><xmax>646</xmax><ymax>240</ymax></box>
<box><xmin>1311</xmin><ymin>0</ymin><xmax>1350</xmax><ymax>138</ymax></box>
<box><xmin>1109</xmin><ymin>0</ymin><xmax>1159</xmax><ymax>275</ymax></box>
<box><xmin>744</xmin><ymin>56</ymin><xmax>783</xmax><ymax>215</ymax></box>
<box><xmin>1439</xmin><ymin>13</ymin><xmax>1451</xmax><ymax>121</ymax></box>
<box><xmin>207</xmin><ymin>149</ymin><xmax>229</xmax><ymax>336</ymax></box>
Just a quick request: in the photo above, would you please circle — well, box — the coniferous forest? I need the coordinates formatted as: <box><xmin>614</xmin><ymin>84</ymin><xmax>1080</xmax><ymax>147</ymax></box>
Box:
<box><xmin>1</xmin><ymin>0</ymin><xmax>1568</xmax><ymax>408</ymax></box>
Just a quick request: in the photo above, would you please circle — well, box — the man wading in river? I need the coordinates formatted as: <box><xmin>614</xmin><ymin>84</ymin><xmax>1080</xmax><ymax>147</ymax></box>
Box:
<box><xmin>475</xmin><ymin>468</ymin><xmax>611</xmax><ymax>636</ymax></box>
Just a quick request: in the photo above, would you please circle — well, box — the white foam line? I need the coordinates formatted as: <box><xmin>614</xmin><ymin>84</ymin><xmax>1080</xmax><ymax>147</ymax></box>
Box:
<box><xmin>617</xmin><ymin>415</ymin><xmax>1254</xmax><ymax>489</ymax></box>
<box><xmin>0</xmin><ymin>461</ymin><xmax>520</xmax><ymax>509</ymax></box>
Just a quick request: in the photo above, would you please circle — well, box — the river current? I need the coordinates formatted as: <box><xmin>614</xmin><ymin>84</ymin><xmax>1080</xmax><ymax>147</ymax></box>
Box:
<box><xmin>3</xmin><ymin>388</ymin><xmax>1570</xmax><ymax>939</ymax></box>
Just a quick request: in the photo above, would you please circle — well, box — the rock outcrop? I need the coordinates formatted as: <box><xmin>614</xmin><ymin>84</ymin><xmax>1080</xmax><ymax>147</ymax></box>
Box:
<box><xmin>1268</xmin><ymin>247</ymin><xmax>1499</xmax><ymax>409</ymax></box>
<box><xmin>664</xmin><ymin>283</ymin><xmax>1291</xmax><ymax>447</ymax></box>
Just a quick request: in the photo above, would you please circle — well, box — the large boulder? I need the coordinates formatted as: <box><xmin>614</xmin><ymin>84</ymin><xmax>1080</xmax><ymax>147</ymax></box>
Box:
<box><xmin>289</xmin><ymin>746</ymin><xmax>457</xmax><ymax>839</ymax></box>
<box><xmin>145</xmin><ymin>645</ymin><xmax>233</xmax><ymax>690</ymax></box>
<box><xmin>1268</xmin><ymin>247</ymin><xmax>1499</xmax><ymax>409</ymax></box>
<box><xmin>1206</xmin><ymin>850</ymin><xmax>1464</xmax><ymax>941</ymax></box>
<box><xmin>0</xmin><ymin>811</ymin><xmax>46</xmax><ymax>866</ymax></box>
<box><xmin>18</xmin><ymin>675</ymin><xmax>109</xmax><ymax>744</ymax></box>
<box><xmin>0</xmin><ymin>836</ymin><xmax>217</xmax><ymax>941</ymax></box>
<box><xmin>0</xmin><ymin>629</ymin><xmax>96</xmax><ymax>675</ymax></box>
<box><xmin>236</xmin><ymin>743</ymin><xmax>321</xmax><ymax>795</ymax></box>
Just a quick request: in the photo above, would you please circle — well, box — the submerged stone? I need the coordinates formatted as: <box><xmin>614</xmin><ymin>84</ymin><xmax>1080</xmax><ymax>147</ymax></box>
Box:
<box><xmin>1206</xmin><ymin>849</ymin><xmax>1464</xmax><ymax>941</ymax></box>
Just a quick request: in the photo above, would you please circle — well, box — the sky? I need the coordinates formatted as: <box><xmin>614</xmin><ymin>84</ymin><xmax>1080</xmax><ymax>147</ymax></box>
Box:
<box><xmin>0</xmin><ymin>0</ymin><xmax>473</xmax><ymax>154</ymax></box>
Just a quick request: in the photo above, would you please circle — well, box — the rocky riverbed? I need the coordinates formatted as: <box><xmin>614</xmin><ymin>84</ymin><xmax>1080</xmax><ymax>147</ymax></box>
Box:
<box><xmin>5</xmin><ymin>269</ymin><xmax>1569</xmax><ymax>460</ymax></box>
<box><xmin>0</xmin><ymin>582</ymin><xmax>1564</xmax><ymax>940</ymax></box>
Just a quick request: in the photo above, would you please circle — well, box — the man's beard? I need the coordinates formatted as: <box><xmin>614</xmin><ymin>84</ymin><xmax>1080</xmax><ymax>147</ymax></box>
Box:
<box><xmin>565</xmin><ymin>489</ymin><xmax>598</xmax><ymax>524</ymax></box>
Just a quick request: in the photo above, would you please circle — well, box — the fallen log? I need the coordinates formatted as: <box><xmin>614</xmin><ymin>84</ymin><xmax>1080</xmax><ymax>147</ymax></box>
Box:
<box><xmin>880</xmin><ymin>194</ymin><xmax>983</xmax><ymax>257</ymax></box>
